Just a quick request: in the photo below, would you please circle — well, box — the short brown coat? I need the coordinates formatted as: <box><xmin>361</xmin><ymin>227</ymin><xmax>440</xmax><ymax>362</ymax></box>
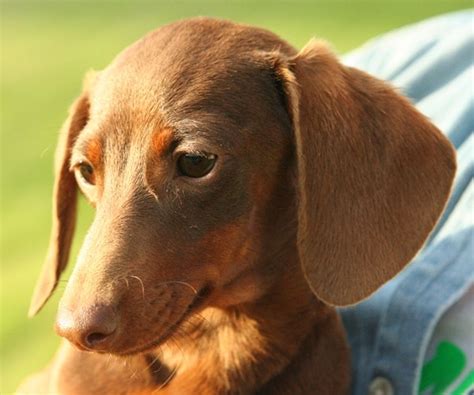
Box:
<box><xmin>19</xmin><ymin>17</ymin><xmax>455</xmax><ymax>395</ymax></box>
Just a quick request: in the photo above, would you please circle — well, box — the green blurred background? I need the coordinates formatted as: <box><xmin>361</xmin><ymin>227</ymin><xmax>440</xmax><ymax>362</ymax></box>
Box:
<box><xmin>1</xmin><ymin>1</ymin><xmax>471</xmax><ymax>392</ymax></box>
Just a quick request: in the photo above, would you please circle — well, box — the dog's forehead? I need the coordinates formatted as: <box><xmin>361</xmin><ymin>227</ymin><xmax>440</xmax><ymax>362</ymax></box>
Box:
<box><xmin>89</xmin><ymin>18</ymin><xmax>295</xmax><ymax>127</ymax></box>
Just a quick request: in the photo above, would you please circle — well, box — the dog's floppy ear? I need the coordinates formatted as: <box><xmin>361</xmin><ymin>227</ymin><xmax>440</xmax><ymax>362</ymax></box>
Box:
<box><xmin>272</xmin><ymin>41</ymin><xmax>456</xmax><ymax>306</ymax></box>
<box><xmin>29</xmin><ymin>78</ymin><xmax>93</xmax><ymax>317</ymax></box>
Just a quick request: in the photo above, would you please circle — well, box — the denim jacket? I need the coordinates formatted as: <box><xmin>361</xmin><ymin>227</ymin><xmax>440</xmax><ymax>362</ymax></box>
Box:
<box><xmin>339</xmin><ymin>10</ymin><xmax>474</xmax><ymax>395</ymax></box>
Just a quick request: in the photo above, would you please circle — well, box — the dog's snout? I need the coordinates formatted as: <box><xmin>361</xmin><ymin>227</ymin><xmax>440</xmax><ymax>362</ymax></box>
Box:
<box><xmin>55</xmin><ymin>304</ymin><xmax>118</xmax><ymax>351</ymax></box>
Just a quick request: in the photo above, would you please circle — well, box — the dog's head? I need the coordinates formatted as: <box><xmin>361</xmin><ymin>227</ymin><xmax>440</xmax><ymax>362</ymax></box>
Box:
<box><xmin>29</xmin><ymin>18</ymin><xmax>455</xmax><ymax>355</ymax></box>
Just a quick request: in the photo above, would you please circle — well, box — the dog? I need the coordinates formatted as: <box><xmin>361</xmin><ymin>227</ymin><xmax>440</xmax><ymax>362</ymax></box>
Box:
<box><xmin>18</xmin><ymin>17</ymin><xmax>456</xmax><ymax>394</ymax></box>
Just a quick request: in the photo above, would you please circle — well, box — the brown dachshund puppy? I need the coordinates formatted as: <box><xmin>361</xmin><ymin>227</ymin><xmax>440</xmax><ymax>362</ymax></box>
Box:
<box><xmin>19</xmin><ymin>18</ymin><xmax>455</xmax><ymax>394</ymax></box>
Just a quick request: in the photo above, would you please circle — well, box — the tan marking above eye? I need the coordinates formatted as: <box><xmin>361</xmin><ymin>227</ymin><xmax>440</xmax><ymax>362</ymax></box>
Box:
<box><xmin>85</xmin><ymin>137</ymin><xmax>103</xmax><ymax>165</ymax></box>
<box><xmin>151</xmin><ymin>128</ymin><xmax>175</xmax><ymax>156</ymax></box>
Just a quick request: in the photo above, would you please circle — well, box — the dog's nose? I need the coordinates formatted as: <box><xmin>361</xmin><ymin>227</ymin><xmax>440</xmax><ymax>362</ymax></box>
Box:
<box><xmin>55</xmin><ymin>304</ymin><xmax>118</xmax><ymax>350</ymax></box>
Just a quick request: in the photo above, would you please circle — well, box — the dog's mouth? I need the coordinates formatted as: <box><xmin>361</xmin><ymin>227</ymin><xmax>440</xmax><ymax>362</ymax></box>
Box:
<box><xmin>116</xmin><ymin>284</ymin><xmax>212</xmax><ymax>356</ymax></box>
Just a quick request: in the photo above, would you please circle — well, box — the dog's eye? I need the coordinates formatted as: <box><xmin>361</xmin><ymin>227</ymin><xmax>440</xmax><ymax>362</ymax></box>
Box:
<box><xmin>177</xmin><ymin>153</ymin><xmax>217</xmax><ymax>178</ymax></box>
<box><xmin>77</xmin><ymin>162</ymin><xmax>96</xmax><ymax>185</ymax></box>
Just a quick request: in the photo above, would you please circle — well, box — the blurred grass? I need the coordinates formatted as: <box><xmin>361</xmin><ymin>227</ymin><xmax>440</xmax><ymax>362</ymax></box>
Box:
<box><xmin>1</xmin><ymin>1</ymin><xmax>471</xmax><ymax>393</ymax></box>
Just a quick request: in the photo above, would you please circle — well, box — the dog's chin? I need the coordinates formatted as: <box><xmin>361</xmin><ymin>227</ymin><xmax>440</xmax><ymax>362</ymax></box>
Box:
<box><xmin>113</xmin><ymin>320</ymin><xmax>186</xmax><ymax>357</ymax></box>
<box><xmin>100</xmin><ymin>285</ymin><xmax>212</xmax><ymax>357</ymax></box>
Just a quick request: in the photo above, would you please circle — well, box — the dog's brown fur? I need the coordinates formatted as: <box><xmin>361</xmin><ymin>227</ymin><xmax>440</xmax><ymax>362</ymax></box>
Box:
<box><xmin>18</xmin><ymin>18</ymin><xmax>455</xmax><ymax>394</ymax></box>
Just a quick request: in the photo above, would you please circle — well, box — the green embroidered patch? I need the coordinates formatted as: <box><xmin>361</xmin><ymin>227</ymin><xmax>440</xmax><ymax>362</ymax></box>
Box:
<box><xmin>419</xmin><ymin>341</ymin><xmax>466</xmax><ymax>394</ymax></box>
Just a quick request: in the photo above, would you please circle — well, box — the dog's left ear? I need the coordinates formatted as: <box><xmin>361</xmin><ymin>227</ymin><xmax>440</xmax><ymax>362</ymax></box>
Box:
<box><xmin>268</xmin><ymin>40</ymin><xmax>456</xmax><ymax>306</ymax></box>
<box><xmin>28</xmin><ymin>74</ymin><xmax>95</xmax><ymax>317</ymax></box>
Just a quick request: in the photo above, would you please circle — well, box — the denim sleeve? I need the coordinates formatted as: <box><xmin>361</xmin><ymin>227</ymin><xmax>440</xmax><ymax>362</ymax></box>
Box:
<box><xmin>339</xmin><ymin>10</ymin><xmax>474</xmax><ymax>395</ymax></box>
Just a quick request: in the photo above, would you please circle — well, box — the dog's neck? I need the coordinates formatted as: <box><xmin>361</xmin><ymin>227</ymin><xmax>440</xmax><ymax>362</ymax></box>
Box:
<box><xmin>150</xmin><ymin>257</ymin><xmax>332</xmax><ymax>394</ymax></box>
<box><xmin>144</xmin><ymin>190</ymin><xmax>346</xmax><ymax>394</ymax></box>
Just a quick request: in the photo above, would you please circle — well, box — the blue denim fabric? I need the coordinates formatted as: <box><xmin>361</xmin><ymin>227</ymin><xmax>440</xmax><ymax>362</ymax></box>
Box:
<box><xmin>339</xmin><ymin>10</ymin><xmax>474</xmax><ymax>395</ymax></box>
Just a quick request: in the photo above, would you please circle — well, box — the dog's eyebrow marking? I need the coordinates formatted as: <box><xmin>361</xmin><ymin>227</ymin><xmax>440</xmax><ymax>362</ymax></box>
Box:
<box><xmin>144</xmin><ymin>127</ymin><xmax>176</xmax><ymax>201</ymax></box>
<box><xmin>85</xmin><ymin>137</ymin><xmax>103</xmax><ymax>165</ymax></box>
<box><xmin>72</xmin><ymin>136</ymin><xmax>103</xmax><ymax>166</ymax></box>
<box><xmin>151</xmin><ymin>128</ymin><xmax>175</xmax><ymax>157</ymax></box>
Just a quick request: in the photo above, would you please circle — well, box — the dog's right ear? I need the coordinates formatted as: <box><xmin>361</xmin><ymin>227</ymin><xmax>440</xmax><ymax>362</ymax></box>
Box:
<box><xmin>264</xmin><ymin>41</ymin><xmax>455</xmax><ymax>307</ymax></box>
<box><xmin>29</xmin><ymin>76</ymin><xmax>94</xmax><ymax>317</ymax></box>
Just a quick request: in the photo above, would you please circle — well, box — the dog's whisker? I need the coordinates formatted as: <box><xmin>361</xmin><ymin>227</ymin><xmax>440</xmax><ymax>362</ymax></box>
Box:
<box><xmin>144</xmin><ymin>179</ymin><xmax>159</xmax><ymax>202</ymax></box>
<box><xmin>157</xmin><ymin>280</ymin><xmax>198</xmax><ymax>295</ymax></box>
<box><xmin>123</xmin><ymin>277</ymin><xmax>130</xmax><ymax>290</ymax></box>
<box><xmin>138</xmin><ymin>352</ymin><xmax>162</xmax><ymax>378</ymax></box>
<box><xmin>154</xmin><ymin>363</ymin><xmax>178</xmax><ymax>392</ymax></box>
<box><xmin>152</xmin><ymin>335</ymin><xmax>184</xmax><ymax>392</ymax></box>
<box><xmin>129</xmin><ymin>275</ymin><xmax>146</xmax><ymax>300</ymax></box>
